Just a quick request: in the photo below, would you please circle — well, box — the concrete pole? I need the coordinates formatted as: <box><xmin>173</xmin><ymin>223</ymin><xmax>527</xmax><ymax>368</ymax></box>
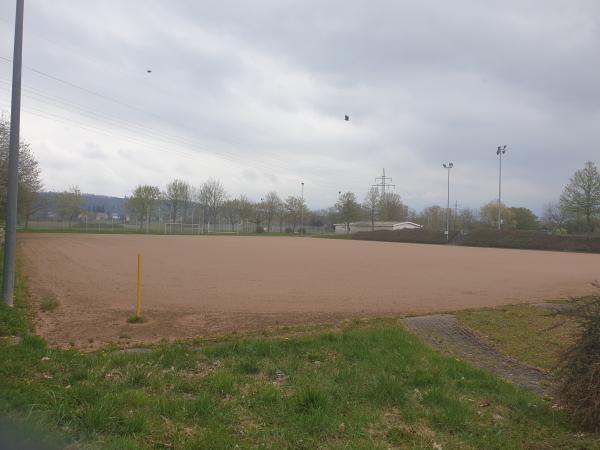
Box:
<box><xmin>446</xmin><ymin>167</ymin><xmax>450</xmax><ymax>240</ymax></box>
<box><xmin>498</xmin><ymin>150</ymin><xmax>502</xmax><ymax>230</ymax></box>
<box><xmin>442</xmin><ymin>163</ymin><xmax>453</xmax><ymax>241</ymax></box>
<box><xmin>2</xmin><ymin>0</ymin><xmax>25</xmax><ymax>306</ymax></box>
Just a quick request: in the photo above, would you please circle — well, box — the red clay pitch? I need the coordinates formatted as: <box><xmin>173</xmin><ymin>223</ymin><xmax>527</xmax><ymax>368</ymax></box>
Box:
<box><xmin>19</xmin><ymin>233</ymin><xmax>600</xmax><ymax>348</ymax></box>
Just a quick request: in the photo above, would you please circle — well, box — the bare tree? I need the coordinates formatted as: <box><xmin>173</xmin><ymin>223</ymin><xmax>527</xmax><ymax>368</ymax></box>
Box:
<box><xmin>56</xmin><ymin>186</ymin><xmax>84</xmax><ymax>227</ymax></box>
<box><xmin>223</xmin><ymin>199</ymin><xmax>240</xmax><ymax>231</ymax></box>
<box><xmin>456</xmin><ymin>208</ymin><xmax>478</xmax><ymax>232</ymax></box>
<box><xmin>419</xmin><ymin>205</ymin><xmax>445</xmax><ymax>231</ymax></box>
<box><xmin>232</xmin><ymin>195</ymin><xmax>255</xmax><ymax>232</ymax></box>
<box><xmin>542</xmin><ymin>202</ymin><xmax>568</xmax><ymax>233</ymax></box>
<box><xmin>125</xmin><ymin>185</ymin><xmax>161</xmax><ymax>230</ymax></box>
<box><xmin>560</xmin><ymin>161</ymin><xmax>600</xmax><ymax>232</ymax></box>
<box><xmin>198</xmin><ymin>179</ymin><xmax>227</xmax><ymax>229</ymax></box>
<box><xmin>164</xmin><ymin>179</ymin><xmax>191</xmax><ymax>223</ymax></box>
<box><xmin>284</xmin><ymin>196</ymin><xmax>308</xmax><ymax>231</ymax></box>
<box><xmin>263</xmin><ymin>191</ymin><xmax>282</xmax><ymax>232</ymax></box>
<box><xmin>378</xmin><ymin>192</ymin><xmax>407</xmax><ymax>221</ymax></box>
<box><xmin>363</xmin><ymin>187</ymin><xmax>380</xmax><ymax>231</ymax></box>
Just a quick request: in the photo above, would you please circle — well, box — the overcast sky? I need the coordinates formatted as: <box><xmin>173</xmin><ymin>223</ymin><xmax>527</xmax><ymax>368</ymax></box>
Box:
<box><xmin>1</xmin><ymin>1</ymin><xmax>599</xmax><ymax>212</ymax></box>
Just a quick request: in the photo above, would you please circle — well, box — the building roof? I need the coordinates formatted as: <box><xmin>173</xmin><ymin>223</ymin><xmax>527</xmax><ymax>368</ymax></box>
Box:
<box><xmin>335</xmin><ymin>221</ymin><xmax>422</xmax><ymax>227</ymax></box>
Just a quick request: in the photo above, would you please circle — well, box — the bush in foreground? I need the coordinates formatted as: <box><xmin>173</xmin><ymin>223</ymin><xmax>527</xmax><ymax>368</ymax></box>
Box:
<box><xmin>558</xmin><ymin>294</ymin><xmax>600</xmax><ymax>432</ymax></box>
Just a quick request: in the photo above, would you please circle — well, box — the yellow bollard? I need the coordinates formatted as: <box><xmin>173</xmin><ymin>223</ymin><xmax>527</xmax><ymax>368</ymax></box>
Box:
<box><xmin>136</xmin><ymin>253</ymin><xmax>141</xmax><ymax>318</ymax></box>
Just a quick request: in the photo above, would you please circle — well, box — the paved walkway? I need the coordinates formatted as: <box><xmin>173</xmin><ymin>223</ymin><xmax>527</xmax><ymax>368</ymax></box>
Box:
<box><xmin>402</xmin><ymin>314</ymin><xmax>553</xmax><ymax>396</ymax></box>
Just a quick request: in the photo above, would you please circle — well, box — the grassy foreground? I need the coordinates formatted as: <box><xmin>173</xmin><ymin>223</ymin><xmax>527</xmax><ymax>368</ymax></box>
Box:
<box><xmin>0</xmin><ymin>264</ymin><xmax>598</xmax><ymax>448</ymax></box>
<box><xmin>3</xmin><ymin>327</ymin><xmax>599</xmax><ymax>449</ymax></box>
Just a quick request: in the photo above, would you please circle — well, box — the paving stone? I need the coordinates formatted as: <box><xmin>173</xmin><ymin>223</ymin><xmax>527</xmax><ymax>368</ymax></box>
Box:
<box><xmin>402</xmin><ymin>314</ymin><xmax>553</xmax><ymax>396</ymax></box>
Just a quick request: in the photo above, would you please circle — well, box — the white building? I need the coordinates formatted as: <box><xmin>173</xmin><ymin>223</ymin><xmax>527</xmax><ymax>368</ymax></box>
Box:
<box><xmin>334</xmin><ymin>221</ymin><xmax>423</xmax><ymax>234</ymax></box>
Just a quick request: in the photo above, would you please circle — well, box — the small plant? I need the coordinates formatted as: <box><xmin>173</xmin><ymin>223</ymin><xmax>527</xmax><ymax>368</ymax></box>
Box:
<box><xmin>557</xmin><ymin>289</ymin><xmax>600</xmax><ymax>432</ymax></box>
<box><xmin>127</xmin><ymin>315</ymin><xmax>145</xmax><ymax>324</ymax></box>
<box><xmin>40</xmin><ymin>296</ymin><xmax>59</xmax><ymax>312</ymax></box>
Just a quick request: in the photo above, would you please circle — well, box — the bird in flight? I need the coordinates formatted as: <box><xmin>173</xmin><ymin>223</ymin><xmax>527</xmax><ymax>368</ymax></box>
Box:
<box><xmin>147</xmin><ymin>70</ymin><xmax>152</xmax><ymax>73</ymax></box>
<box><xmin>344</xmin><ymin>114</ymin><xmax>350</xmax><ymax>121</ymax></box>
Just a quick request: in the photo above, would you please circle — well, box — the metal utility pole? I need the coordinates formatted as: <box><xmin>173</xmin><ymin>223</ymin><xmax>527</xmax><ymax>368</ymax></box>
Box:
<box><xmin>300</xmin><ymin>182</ymin><xmax>304</xmax><ymax>234</ymax></box>
<box><xmin>496</xmin><ymin>145</ymin><xmax>507</xmax><ymax>230</ymax></box>
<box><xmin>3</xmin><ymin>0</ymin><xmax>25</xmax><ymax>307</ymax></box>
<box><xmin>443</xmin><ymin>163</ymin><xmax>453</xmax><ymax>241</ymax></box>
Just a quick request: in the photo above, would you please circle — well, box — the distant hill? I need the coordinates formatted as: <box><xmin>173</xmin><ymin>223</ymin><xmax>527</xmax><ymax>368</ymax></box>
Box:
<box><xmin>33</xmin><ymin>192</ymin><xmax>126</xmax><ymax>219</ymax></box>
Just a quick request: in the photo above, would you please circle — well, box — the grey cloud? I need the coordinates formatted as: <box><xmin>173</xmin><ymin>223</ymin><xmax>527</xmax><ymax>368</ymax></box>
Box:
<box><xmin>0</xmin><ymin>0</ymin><xmax>599</xmax><ymax>212</ymax></box>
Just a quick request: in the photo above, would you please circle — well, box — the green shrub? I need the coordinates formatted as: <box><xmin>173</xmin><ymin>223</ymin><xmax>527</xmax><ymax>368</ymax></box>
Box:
<box><xmin>40</xmin><ymin>296</ymin><xmax>59</xmax><ymax>312</ymax></box>
<box><xmin>557</xmin><ymin>294</ymin><xmax>600</xmax><ymax>432</ymax></box>
<box><xmin>352</xmin><ymin>229</ymin><xmax>456</xmax><ymax>244</ymax></box>
<box><xmin>126</xmin><ymin>315</ymin><xmax>145</xmax><ymax>324</ymax></box>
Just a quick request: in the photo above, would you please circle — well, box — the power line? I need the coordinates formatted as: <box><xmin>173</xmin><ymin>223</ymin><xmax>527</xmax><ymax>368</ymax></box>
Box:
<box><xmin>0</xmin><ymin>82</ymin><xmax>360</xmax><ymax>192</ymax></box>
<box><xmin>372</xmin><ymin>168</ymin><xmax>395</xmax><ymax>196</ymax></box>
<box><xmin>0</xmin><ymin>52</ymin><xmax>371</xmax><ymax>192</ymax></box>
<box><xmin>0</xmin><ymin>55</ymin><xmax>358</xmax><ymax>186</ymax></box>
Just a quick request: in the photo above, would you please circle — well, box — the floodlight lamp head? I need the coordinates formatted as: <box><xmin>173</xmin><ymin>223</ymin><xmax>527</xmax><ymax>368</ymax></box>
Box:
<box><xmin>449</xmin><ymin>162</ymin><xmax>454</xmax><ymax>168</ymax></box>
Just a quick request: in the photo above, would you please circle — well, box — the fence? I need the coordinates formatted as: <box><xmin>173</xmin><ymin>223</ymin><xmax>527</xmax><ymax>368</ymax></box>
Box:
<box><xmin>20</xmin><ymin>220</ymin><xmax>329</xmax><ymax>236</ymax></box>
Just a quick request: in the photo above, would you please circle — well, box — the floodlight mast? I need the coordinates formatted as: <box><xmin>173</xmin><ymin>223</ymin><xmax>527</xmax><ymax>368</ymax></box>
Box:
<box><xmin>496</xmin><ymin>145</ymin><xmax>507</xmax><ymax>230</ymax></box>
<box><xmin>300</xmin><ymin>182</ymin><xmax>305</xmax><ymax>234</ymax></box>
<box><xmin>442</xmin><ymin>163</ymin><xmax>453</xmax><ymax>241</ymax></box>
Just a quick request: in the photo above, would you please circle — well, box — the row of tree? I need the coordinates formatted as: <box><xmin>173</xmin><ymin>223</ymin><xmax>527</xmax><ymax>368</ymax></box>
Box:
<box><xmin>55</xmin><ymin>160</ymin><xmax>600</xmax><ymax>234</ymax></box>
<box><xmin>122</xmin><ymin>179</ymin><xmax>310</xmax><ymax>232</ymax></box>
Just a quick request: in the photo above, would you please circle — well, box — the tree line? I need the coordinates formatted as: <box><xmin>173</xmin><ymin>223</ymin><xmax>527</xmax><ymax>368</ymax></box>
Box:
<box><xmin>121</xmin><ymin>179</ymin><xmax>310</xmax><ymax>232</ymax></box>
<box><xmin>3</xmin><ymin>115</ymin><xmax>600</xmax><ymax>234</ymax></box>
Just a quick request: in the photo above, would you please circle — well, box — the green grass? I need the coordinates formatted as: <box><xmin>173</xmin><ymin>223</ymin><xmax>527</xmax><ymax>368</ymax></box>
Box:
<box><xmin>456</xmin><ymin>303</ymin><xmax>580</xmax><ymax>371</ymax></box>
<box><xmin>0</xmin><ymin>262</ymin><xmax>32</xmax><ymax>338</ymax></box>
<box><xmin>126</xmin><ymin>315</ymin><xmax>145</xmax><ymax>324</ymax></box>
<box><xmin>40</xmin><ymin>296</ymin><xmax>60</xmax><ymax>313</ymax></box>
<box><xmin>18</xmin><ymin>228</ymin><xmax>329</xmax><ymax>238</ymax></box>
<box><xmin>2</xmin><ymin>326</ymin><xmax>599</xmax><ymax>448</ymax></box>
<box><xmin>313</xmin><ymin>233</ymin><xmax>352</xmax><ymax>240</ymax></box>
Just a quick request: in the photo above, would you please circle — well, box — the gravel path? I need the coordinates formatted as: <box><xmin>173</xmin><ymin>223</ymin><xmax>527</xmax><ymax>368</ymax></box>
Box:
<box><xmin>402</xmin><ymin>314</ymin><xmax>553</xmax><ymax>395</ymax></box>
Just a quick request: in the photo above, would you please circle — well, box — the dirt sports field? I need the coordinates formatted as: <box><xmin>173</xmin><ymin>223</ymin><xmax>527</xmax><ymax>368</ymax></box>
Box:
<box><xmin>20</xmin><ymin>233</ymin><xmax>600</xmax><ymax>348</ymax></box>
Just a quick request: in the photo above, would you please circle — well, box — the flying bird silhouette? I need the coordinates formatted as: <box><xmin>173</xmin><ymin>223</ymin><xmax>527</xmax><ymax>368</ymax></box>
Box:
<box><xmin>147</xmin><ymin>70</ymin><xmax>152</xmax><ymax>73</ymax></box>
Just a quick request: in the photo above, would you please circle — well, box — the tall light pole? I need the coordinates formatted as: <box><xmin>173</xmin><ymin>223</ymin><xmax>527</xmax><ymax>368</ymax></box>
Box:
<box><xmin>496</xmin><ymin>145</ymin><xmax>507</xmax><ymax>230</ymax></box>
<box><xmin>442</xmin><ymin>163</ymin><xmax>453</xmax><ymax>241</ymax></box>
<box><xmin>300</xmin><ymin>182</ymin><xmax>305</xmax><ymax>234</ymax></box>
<box><xmin>3</xmin><ymin>0</ymin><xmax>25</xmax><ymax>307</ymax></box>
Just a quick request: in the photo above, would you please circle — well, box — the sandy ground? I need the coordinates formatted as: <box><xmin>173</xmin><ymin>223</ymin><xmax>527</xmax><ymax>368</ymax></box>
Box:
<box><xmin>19</xmin><ymin>233</ymin><xmax>600</xmax><ymax>349</ymax></box>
